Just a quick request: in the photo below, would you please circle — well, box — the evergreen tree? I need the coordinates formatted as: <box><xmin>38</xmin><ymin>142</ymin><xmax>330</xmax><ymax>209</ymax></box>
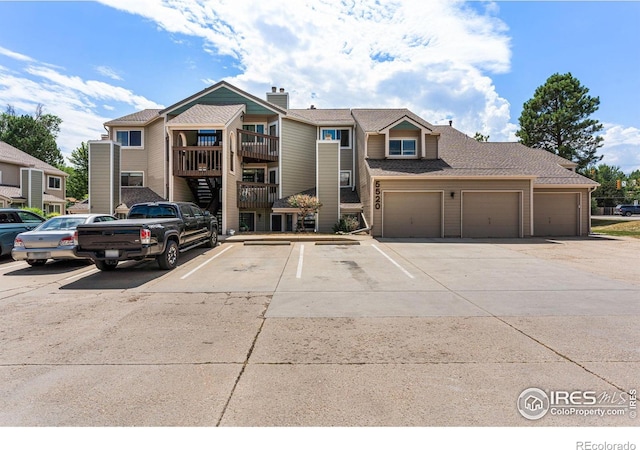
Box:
<box><xmin>516</xmin><ymin>72</ymin><xmax>603</xmax><ymax>171</ymax></box>
<box><xmin>66</xmin><ymin>142</ymin><xmax>89</xmax><ymax>199</ymax></box>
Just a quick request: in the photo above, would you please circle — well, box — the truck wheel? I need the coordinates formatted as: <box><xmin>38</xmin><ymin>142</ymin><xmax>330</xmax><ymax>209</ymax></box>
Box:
<box><xmin>205</xmin><ymin>228</ymin><xmax>218</xmax><ymax>248</ymax></box>
<box><xmin>26</xmin><ymin>259</ymin><xmax>47</xmax><ymax>267</ymax></box>
<box><xmin>95</xmin><ymin>260</ymin><xmax>118</xmax><ymax>271</ymax></box>
<box><xmin>157</xmin><ymin>240</ymin><xmax>179</xmax><ymax>270</ymax></box>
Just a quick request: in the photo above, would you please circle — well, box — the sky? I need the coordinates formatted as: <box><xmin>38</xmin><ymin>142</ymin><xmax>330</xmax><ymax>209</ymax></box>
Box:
<box><xmin>0</xmin><ymin>0</ymin><xmax>638</xmax><ymax>172</ymax></box>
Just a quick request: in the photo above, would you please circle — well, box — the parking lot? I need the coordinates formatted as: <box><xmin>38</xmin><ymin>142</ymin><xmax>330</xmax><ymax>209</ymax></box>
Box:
<box><xmin>0</xmin><ymin>236</ymin><xmax>639</xmax><ymax>426</ymax></box>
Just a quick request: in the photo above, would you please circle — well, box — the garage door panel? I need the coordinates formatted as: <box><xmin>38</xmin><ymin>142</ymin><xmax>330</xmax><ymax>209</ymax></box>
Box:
<box><xmin>462</xmin><ymin>192</ymin><xmax>520</xmax><ymax>238</ymax></box>
<box><xmin>383</xmin><ymin>192</ymin><xmax>441</xmax><ymax>238</ymax></box>
<box><xmin>534</xmin><ymin>193</ymin><xmax>579</xmax><ymax>236</ymax></box>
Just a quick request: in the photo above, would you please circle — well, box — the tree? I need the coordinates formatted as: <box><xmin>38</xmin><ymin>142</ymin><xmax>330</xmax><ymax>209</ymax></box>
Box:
<box><xmin>287</xmin><ymin>194</ymin><xmax>322</xmax><ymax>232</ymax></box>
<box><xmin>516</xmin><ymin>72</ymin><xmax>603</xmax><ymax>171</ymax></box>
<box><xmin>473</xmin><ymin>132</ymin><xmax>489</xmax><ymax>142</ymax></box>
<box><xmin>591</xmin><ymin>163</ymin><xmax>627</xmax><ymax>207</ymax></box>
<box><xmin>0</xmin><ymin>104</ymin><xmax>64</xmax><ymax>167</ymax></box>
<box><xmin>65</xmin><ymin>142</ymin><xmax>89</xmax><ymax>200</ymax></box>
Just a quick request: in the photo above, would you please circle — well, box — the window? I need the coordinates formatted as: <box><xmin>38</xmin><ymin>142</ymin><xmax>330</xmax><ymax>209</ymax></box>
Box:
<box><xmin>389</xmin><ymin>139</ymin><xmax>416</xmax><ymax>157</ymax></box>
<box><xmin>47</xmin><ymin>204</ymin><xmax>62</xmax><ymax>214</ymax></box>
<box><xmin>340</xmin><ymin>171</ymin><xmax>351</xmax><ymax>187</ymax></box>
<box><xmin>198</xmin><ymin>129</ymin><xmax>222</xmax><ymax>146</ymax></box>
<box><xmin>16</xmin><ymin>211</ymin><xmax>45</xmax><ymax>223</ymax></box>
<box><xmin>121</xmin><ymin>172</ymin><xmax>144</xmax><ymax>187</ymax></box>
<box><xmin>242</xmin><ymin>124</ymin><xmax>266</xmax><ymax>144</ymax></box>
<box><xmin>321</xmin><ymin>128</ymin><xmax>351</xmax><ymax>148</ymax></box>
<box><xmin>116</xmin><ymin>130</ymin><xmax>143</xmax><ymax>147</ymax></box>
<box><xmin>48</xmin><ymin>176</ymin><xmax>62</xmax><ymax>190</ymax></box>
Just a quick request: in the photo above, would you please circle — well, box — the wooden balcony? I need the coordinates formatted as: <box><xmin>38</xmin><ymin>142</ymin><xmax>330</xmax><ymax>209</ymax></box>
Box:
<box><xmin>238</xmin><ymin>129</ymin><xmax>279</xmax><ymax>161</ymax></box>
<box><xmin>173</xmin><ymin>147</ymin><xmax>222</xmax><ymax>177</ymax></box>
<box><xmin>237</xmin><ymin>182</ymin><xmax>278</xmax><ymax>209</ymax></box>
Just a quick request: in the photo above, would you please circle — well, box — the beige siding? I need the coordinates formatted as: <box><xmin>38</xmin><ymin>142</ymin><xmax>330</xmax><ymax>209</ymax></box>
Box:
<box><xmin>534</xmin><ymin>187</ymin><xmax>590</xmax><ymax>236</ymax></box>
<box><xmin>0</xmin><ymin>162</ymin><xmax>19</xmax><ymax>185</ymax></box>
<box><xmin>372</xmin><ymin>178</ymin><xmax>532</xmax><ymax>237</ymax></box>
<box><xmin>171</xmin><ymin>176</ymin><xmax>195</xmax><ymax>203</ymax></box>
<box><xmin>89</xmin><ymin>142</ymin><xmax>113</xmax><ymax>214</ymax></box>
<box><xmin>367</xmin><ymin>134</ymin><xmax>385</xmax><ymax>159</ymax></box>
<box><xmin>317</xmin><ymin>141</ymin><xmax>340</xmax><ymax>233</ymax></box>
<box><xmin>425</xmin><ymin>135</ymin><xmax>438</xmax><ymax>160</ymax></box>
<box><xmin>31</xmin><ymin>169</ymin><xmax>43</xmax><ymax>210</ymax></box>
<box><xmin>280</xmin><ymin>119</ymin><xmax>317</xmax><ymax>197</ymax></box>
<box><xmin>340</xmin><ymin>148</ymin><xmax>353</xmax><ymax>184</ymax></box>
<box><xmin>356</xmin><ymin>125</ymin><xmax>371</xmax><ymax>225</ymax></box>
<box><xmin>225</xmin><ymin>116</ymin><xmax>244</xmax><ymax>234</ymax></box>
<box><xmin>47</xmin><ymin>174</ymin><xmax>66</xmax><ymax>200</ymax></box>
<box><xmin>112</xmin><ymin>146</ymin><xmax>120</xmax><ymax>210</ymax></box>
<box><xmin>145</xmin><ymin>119</ymin><xmax>165</xmax><ymax>197</ymax></box>
<box><xmin>20</xmin><ymin>169</ymin><xmax>29</xmax><ymax>199</ymax></box>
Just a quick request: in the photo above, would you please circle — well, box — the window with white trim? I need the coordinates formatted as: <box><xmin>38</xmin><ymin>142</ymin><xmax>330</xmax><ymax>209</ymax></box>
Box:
<box><xmin>121</xmin><ymin>171</ymin><xmax>144</xmax><ymax>187</ymax></box>
<box><xmin>116</xmin><ymin>130</ymin><xmax>143</xmax><ymax>148</ymax></box>
<box><xmin>48</xmin><ymin>175</ymin><xmax>62</xmax><ymax>190</ymax></box>
<box><xmin>47</xmin><ymin>204</ymin><xmax>62</xmax><ymax>214</ymax></box>
<box><xmin>320</xmin><ymin>128</ymin><xmax>351</xmax><ymax>148</ymax></box>
<box><xmin>389</xmin><ymin>139</ymin><xmax>416</xmax><ymax>157</ymax></box>
<box><xmin>340</xmin><ymin>170</ymin><xmax>351</xmax><ymax>187</ymax></box>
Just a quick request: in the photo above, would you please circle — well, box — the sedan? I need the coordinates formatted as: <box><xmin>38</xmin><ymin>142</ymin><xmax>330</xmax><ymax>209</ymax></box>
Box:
<box><xmin>12</xmin><ymin>214</ymin><xmax>117</xmax><ymax>266</ymax></box>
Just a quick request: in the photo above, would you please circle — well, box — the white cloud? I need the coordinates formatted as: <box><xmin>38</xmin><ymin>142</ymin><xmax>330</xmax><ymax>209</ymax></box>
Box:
<box><xmin>95</xmin><ymin>65</ymin><xmax>123</xmax><ymax>81</ymax></box>
<box><xmin>98</xmin><ymin>0</ymin><xmax>513</xmax><ymax>139</ymax></box>
<box><xmin>0</xmin><ymin>45</ymin><xmax>35</xmax><ymax>62</ymax></box>
<box><xmin>600</xmin><ymin>124</ymin><xmax>640</xmax><ymax>174</ymax></box>
<box><xmin>0</xmin><ymin>55</ymin><xmax>163</xmax><ymax>162</ymax></box>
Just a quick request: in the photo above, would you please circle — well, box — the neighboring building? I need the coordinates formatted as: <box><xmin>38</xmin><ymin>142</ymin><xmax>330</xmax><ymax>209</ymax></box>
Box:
<box><xmin>0</xmin><ymin>141</ymin><xmax>68</xmax><ymax>214</ymax></box>
<box><xmin>88</xmin><ymin>81</ymin><xmax>598</xmax><ymax>237</ymax></box>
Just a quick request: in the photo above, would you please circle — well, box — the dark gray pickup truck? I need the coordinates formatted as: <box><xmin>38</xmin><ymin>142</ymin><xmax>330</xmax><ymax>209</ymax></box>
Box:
<box><xmin>74</xmin><ymin>202</ymin><xmax>218</xmax><ymax>271</ymax></box>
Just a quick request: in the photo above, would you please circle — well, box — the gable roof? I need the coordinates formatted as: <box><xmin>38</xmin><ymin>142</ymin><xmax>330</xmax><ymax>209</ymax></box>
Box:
<box><xmin>166</xmin><ymin>104</ymin><xmax>245</xmax><ymax>127</ymax></box>
<box><xmin>287</xmin><ymin>109</ymin><xmax>354</xmax><ymax>126</ymax></box>
<box><xmin>367</xmin><ymin>125</ymin><xmax>598</xmax><ymax>187</ymax></box>
<box><xmin>352</xmin><ymin>109</ymin><xmax>434</xmax><ymax>132</ymax></box>
<box><xmin>104</xmin><ymin>109</ymin><xmax>163</xmax><ymax>127</ymax></box>
<box><xmin>0</xmin><ymin>141</ymin><xmax>67</xmax><ymax>176</ymax></box>
<box><xmin>160</xmin><ymin>80</ymin><xmax>287</xmax><ymax>117</ymax></box>
<box><xmin>120</xmin><ymin>187</ymin><xmax>165</xmax><ymax>207</ymax></box>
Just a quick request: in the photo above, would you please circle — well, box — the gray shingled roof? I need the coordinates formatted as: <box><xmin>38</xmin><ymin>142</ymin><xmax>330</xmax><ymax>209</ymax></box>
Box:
<box><xmin>104</xmin><ymin>109</ymin><xmax>162</xmax><ymax>126</ymax></box>
<box><xmin>0</xmin><ymin>185</ymin><xmax>65</xmax><ymax>203</ymax></box>
<box><xmin>351</xmin><ymin>109</ymin><xmax>434</xmax><ymax>132</ymax></box>
<box><xmin>287</xmin><ymin>109</ymin><xmax>354</xmax><ymax>126</ymax></box>
<box><xmin>0</xmin><ymin>141</ymin><xmax>68</xmax><ymax>176</ymax></box>
<box><xmin>367</xmin><ymin>125</ymin><xmax>598</xmax><ymax>186</ymax></box>
<box><xmin>120</xmin><ymin>187</ymin><xmax>165</xmax><ymax>207</ymax></box>
<box><xmin>167</xmin><ymin>104</ymin><xmax>245</xmax><ymax>126</ymax></box>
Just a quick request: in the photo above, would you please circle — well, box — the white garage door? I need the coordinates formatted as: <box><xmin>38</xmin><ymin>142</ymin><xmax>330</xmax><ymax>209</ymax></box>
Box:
<box><xmin>534</xmin><ymin>193</ymin><xmax>579</xmax><ymax>236</ymax></box>
<box><xmin>462</xmin><ymin>192</ymin><xmax>521</xmax><ymax>238</ymax></box>
<box><xmin>383</xmin><ymin>192</ymin><xmax>442</xmax><ymax>238</ymax></box>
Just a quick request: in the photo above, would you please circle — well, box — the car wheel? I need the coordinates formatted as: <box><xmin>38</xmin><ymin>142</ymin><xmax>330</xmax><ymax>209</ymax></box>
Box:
<box><xmin>26</xmin><ymin>259</ymin><xmax>47</xmax><ymax>267</ymax></box>
<box><xmin>95</xmin><ymin>259</ymin><xmax>118</xmax><ymax>271</ymax></box>
<box><xmin>157</xmin><ymin>240</ymin><xmax>179</xmax><ymax>270</ymax></box>
<box><xmin>625</xmin><ymin>211</ymin><xmax>632</xmax><ymax>217</ymax></box>
<box><xmin>205</xmin><ymin>228</ymin><xmax>218</xmax><ymax>248</ymax></box>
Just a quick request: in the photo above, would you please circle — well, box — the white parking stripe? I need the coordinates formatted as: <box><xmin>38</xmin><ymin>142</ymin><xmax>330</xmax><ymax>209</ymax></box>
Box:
<box><xmin>180</xmin><ymin>245</ymin><xmax>234</xmax><ymax>280</ymax></box>
<box><xmin>296</xmin><ymin>244</ymin><xmax>304</xmax><ymax>279</ymax></box>
<box><xmin>371</xmin><ymin>244</ymin><xmax>415</xmax><ymax>279</ymax></box>
<box><xmin>64</xmin><ymin>267</ymin><xmax>99</xmax><ymax>281</ymax></box>
<box><xmin>0</xmin><ymin>262</ymin><xmax>26</xmax><ymax>272</ymax></box>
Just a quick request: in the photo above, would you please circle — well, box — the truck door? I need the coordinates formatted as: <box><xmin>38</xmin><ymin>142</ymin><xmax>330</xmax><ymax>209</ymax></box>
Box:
<box><xmin>179</xmin><ymin>204</ymin><xmax>199</xmax><ymax>244</ymax></box>
<box><xmin>191</xmin><ymin>205</ymin><xmax>210</xmax><ymax>240</ymax></box>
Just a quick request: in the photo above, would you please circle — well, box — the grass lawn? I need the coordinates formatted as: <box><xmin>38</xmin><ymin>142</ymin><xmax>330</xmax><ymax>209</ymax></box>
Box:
<box><xmin>591</xmin><ymin>218</ymin><xmax>640</xmax><ymax>238</ymax></box>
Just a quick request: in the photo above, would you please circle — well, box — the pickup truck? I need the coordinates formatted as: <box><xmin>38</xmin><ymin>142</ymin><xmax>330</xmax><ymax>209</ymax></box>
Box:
<box><xmin>74</xmin><ymin>202</ymin><xmax>218</xmax><ymax>271</ymax></box>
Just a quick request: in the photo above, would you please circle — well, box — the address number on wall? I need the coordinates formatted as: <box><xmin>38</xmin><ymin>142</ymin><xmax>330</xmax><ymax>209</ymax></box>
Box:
<box><xmin>374</xmin><ymin>181</ymin><xmax>381</xmax><ymax>209</ymax></box>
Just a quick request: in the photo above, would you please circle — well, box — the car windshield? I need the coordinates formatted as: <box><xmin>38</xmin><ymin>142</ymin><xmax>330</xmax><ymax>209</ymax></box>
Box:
<box><xmin>37</xmin><ymin>217</ymin><xmax>87</xmax><ymax>231</ymax></box>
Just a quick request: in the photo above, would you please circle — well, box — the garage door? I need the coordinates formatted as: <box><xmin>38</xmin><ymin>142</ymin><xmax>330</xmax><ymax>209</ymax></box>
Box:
<box><xmin>534</xmin><ymin>193</ymin><xmax>579</xmax><ymax>236</ymax></box>
<box><xmin>462</xmin><ymin>192</ymin><xmax>520</xmax><ymax>238</ymax></box>
<box><xmin>383</xmin><ymin>192</ymin><xmax>442</xmax><ymax>238</ymax></box>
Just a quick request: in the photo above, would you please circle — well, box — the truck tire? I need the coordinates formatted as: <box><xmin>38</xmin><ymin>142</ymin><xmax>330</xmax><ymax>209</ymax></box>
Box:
<box><xmin>95</xmin><ymin>260</ymin><xmax>118</xmax><ymax>271</ymax></box>
<box><xmin>205</xmin><ymin>228</ymin><xmax>218</xmax><ymax>248</ymax></box>
<box><xmin>157</xmin><ymin>240</ymin><xmax>179</xmax><ymax>270</ymax></box>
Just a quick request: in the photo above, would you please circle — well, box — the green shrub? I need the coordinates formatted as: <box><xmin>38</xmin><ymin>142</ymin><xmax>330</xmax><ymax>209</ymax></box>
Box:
<box><xmin>332</xmin><ymin>216</ymin><xmax>360</xmax><ymax>233</ymax></box>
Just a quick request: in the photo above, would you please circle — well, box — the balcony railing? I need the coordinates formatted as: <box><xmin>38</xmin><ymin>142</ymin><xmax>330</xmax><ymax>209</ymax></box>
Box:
<box><xmin>173</xmin><ymin>147</ymin><xmax>222</xmax><ymax>177</ymax></box>
<box><xmin>238</xmin><ymin>129</ymin><xmax>279</xmax><ymax>161</ymax></box>
<box><xmin>237</xmin><ymin>182</ymin><xmax>278</xmax><ymax>209</ymax></box>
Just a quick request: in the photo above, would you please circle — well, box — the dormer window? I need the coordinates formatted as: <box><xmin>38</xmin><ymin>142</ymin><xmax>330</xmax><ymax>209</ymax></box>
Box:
<box><xmin>389</xmin><ymin>139</ymin><xmax>416</xmax><ymax>157</ymax></box>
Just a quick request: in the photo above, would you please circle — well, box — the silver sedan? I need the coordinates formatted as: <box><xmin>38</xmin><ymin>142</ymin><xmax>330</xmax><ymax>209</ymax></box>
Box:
<box><xmin>12</xmin><ymin>214</ymin><xmax>117</xmax><ymax>266</ymax></box>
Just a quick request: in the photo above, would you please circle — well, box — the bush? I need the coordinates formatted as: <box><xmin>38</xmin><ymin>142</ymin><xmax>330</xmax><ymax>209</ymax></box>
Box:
<box><xmin>332</xmin><ymin>216</ymin><xmax>360</xmax><ymax>233</ymax></box>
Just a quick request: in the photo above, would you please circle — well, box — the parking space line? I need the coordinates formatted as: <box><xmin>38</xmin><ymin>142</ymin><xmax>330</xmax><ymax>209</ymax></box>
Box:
<box><xmin>0</xmin><ymin>262</ymin><xmax>26</xmax><ymax>272</ymax></box>
<box><xmin>63</xmin><ymin>267</ymin><xmax>99</xmax><ymax>281</ymax></box>
<box><xmin>296</xmin><ymin>244</ymin><xmax>304</xmax><ymax>279</ymax></box>
<box><xmin>371</xmin><ymin>244</ymin><xmax>415</xmax><ymax>279</ymax></box>
<box><xmin>180</xmin><ymin>244</ymin><xmax>234</xmax><ymax>280</ymax></box>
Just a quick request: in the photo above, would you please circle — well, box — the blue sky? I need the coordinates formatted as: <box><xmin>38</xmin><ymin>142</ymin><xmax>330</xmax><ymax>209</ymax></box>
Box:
<box><xmin>0</xmin><ymin>0</ymin><xmax>638</xmax><ymax>172</ymax></box>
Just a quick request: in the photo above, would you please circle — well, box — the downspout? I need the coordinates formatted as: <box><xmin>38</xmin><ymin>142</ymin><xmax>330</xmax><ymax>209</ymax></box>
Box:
<box><xmin>348</xmin><ymin>211</ymin><xmax>371</xmax><ymax>235</ymax></box>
